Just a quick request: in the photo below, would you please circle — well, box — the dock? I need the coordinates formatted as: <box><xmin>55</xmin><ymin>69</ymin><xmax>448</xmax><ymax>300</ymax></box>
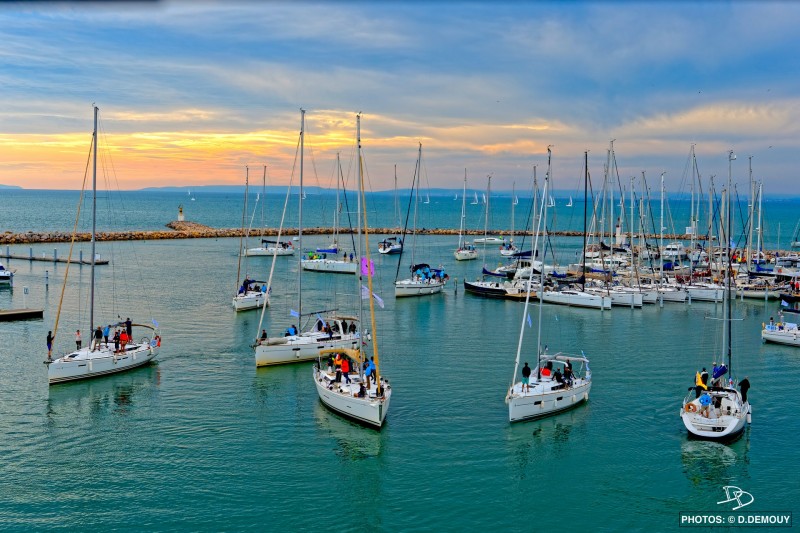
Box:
<box><xmin>1</xmin><ymin>249</ymin><xmax>109</xmax><ymax>265</ymax></box>
<box><xmin>0</xmin><ymin>308</ymin><xmax>44</xmax><ymax>321</ymax></box>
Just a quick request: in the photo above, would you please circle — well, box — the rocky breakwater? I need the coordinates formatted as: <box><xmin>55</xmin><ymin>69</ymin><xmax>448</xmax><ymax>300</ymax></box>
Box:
<box><xmin>1</xmin><ymin>222</ymin><xmax>711</xmax><ymax>244</ymax></box>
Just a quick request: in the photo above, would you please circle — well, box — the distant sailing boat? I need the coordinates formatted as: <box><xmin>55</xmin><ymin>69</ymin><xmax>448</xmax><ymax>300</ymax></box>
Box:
<box><xmin>471</xmin><ymin>191</ymin><xmax>479</xmax><ymax>205</ymax></box>
<box><xmin>233</xmin><ymin>167</ymin><xmax>268</xmax><ymax>311</ymax></box>
<box><xmin>313</xmin><ymin>113</ymin><xmax>392</xmax><ymax>428</ymax></box>
<box><xmin>394</xmin><ymin>143</ymin><xmax>447</xmax><ymax>297</ymax></box>
<box><xmin>46</xmin><ymin>105</ymin><xmax>161</xmax><ymax>384</ymax></box>
<box><xmin>454</xmin><ymin>169</ymin><xmax>478</xmax><ymax>261</ymax></box>
<box><xmin>566</xmin><ymin>197</ymin><xmax>573</xmax><ymax>207</ymax></box>
<box><xmin>378</xmin><ymin>164</ymin><xmax>403</xmax><ymax>255</ymax></box>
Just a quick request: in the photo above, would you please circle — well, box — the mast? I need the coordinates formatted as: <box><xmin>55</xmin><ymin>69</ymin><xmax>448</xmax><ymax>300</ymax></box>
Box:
<box><xmin>660</xmin><ymin>173</ymin><xmax>665</xmax><ymax>287</ymax></box>
<box><xmin>482</xmin><ymin>175</ymin><xmax>491</xmax><ymax>258</ymax></box>
<box><xmin>393</xmin><ymin>164</ymin><xmax>399</xmax><ymax>230</ymax></box>
<box><xmin>509</xmin><ymin>147</ymin><xmax>550</xmax><ymax>397</ymax></box>
<box><xmin>235</xmin><ymin>167</ymin><xmax>249</xmax><ymax>292</ymax></box>
<box><xmin>357</xmin><ymin>115</ymin><xmax>383</xmax><ymax>395</ymax></box>
<box><xmin>298</xmin><ymin>109</ymin><xmax>305</xmax><ymax>318</ymax></box>
<box><xmin>411</xmin><ymin>143</ymin><xmax>421</xmax><ymax>268</ymax></box>
<box><xmin>581</xmin><ymin>151</ymin><xmax>588</xmax><ymax>292</ymax></box>
<box><xmin>725</xmin><ymin>150</ymin><xmax>735</xmax><ymax>375</ymax></box>
<box><xmin>511</xmin><ymin>181</ymin><xmax>515</xmax><ymax>245</ymax></box>
<box><xmin>89</xmin><ymin>105</ymin><xmax>98</xmax><ymax>334</ymax></box>
<box><xmin>747</xmin><ymin>156</ymin><xmax>754</xmax><ymax>276</ymax></box>
<box><xmin>261</xmin><ymin>166</ymin><xmax>266</xmax><ymax>242</ymax></box>
<box><xmin>458</xmin><ymin>169</ymin><xmax>467</xmax><ymax>248</ymax></box>
<box><xmin>334</xmin><ymin>152</ymin><xmax>341</xmax><ymax>249</ymax></box>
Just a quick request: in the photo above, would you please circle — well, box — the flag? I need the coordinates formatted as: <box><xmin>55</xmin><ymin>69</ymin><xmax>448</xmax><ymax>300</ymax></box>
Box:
<box><xmin>361</xmin><ymin>257</ymin><xmax>375</xmax><ymax>276</ymax></box>
<box><xmin>781</xmin><ymin>300</ymin><xmax>789</xmax><ymax>307</ymax></box>
<box><xmin>152</xmin><ymin>319</ymin><xmax>159</xmax><ymax>328</ymax></box>
<box><xmin>361</xmin><ymin>285</ymin><xmax>384</xmax><ymax>308</ymax></box>
<box><xmin>290</xmin><ymin>309</ymin><xmax>299</xmax><ymax>317</ymax></box>
<box><xmin>316</xmin><ymin>313</ymin><xmax>326</xmax><ymax>327</ymax></box>
<box><xmin>373</xmin><ymin>292</ymin><xmax>385</xmax><ymax>309</ymax></box>
<box><xmin>526</xmin><ymin>312</ymin><xmax>532</xmax><ymax>328</ymax></box>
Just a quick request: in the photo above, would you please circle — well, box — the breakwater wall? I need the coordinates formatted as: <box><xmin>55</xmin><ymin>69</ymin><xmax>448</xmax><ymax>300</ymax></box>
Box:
<box><xmin>0</xmin><ymin>220</ymin><xmax>707</xmax><ymax>245</ymax></box>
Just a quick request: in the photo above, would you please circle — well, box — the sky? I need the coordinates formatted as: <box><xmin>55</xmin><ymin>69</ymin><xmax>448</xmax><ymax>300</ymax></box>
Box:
<box><xmin>1</xmin><ymin>1</ymin><xmax>799</xmax><ymax>195</ymax></box>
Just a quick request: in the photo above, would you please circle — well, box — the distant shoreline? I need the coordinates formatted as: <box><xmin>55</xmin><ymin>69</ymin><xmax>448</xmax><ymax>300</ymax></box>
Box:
<box><xmin>0</xmin><ymin>220</ymin><xmax>707</xmax><ymax>245</ymax></box>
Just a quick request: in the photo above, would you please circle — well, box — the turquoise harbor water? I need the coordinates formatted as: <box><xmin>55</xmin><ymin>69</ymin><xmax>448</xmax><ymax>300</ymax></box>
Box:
<box><xmin>1</xmin><ymin>189</ymin><xmax>799</xmax><ymax>531</ymax></box>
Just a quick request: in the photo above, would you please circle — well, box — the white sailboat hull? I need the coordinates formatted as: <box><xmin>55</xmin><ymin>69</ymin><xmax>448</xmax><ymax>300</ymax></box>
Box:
<box><xmin>687</xmin><ymin>285</ymin><xmax>724</xmax><ymax>302</ymax></box>
<box><xmin>454</xmin><ymin>248</ymin><xmax>478</xmax><ymax>261</ymax></box>
<box><xmin>232</xmin><ymin>290</ymin><xmax>267</xmax><ymax>311</ymax></box>
<box><xmin>587</xmin><ymin>289</ymin><xmax>643</xmax><ymax>307</ymax></box>
<box><xmin>473</xmin><ymin>236</ymin><xmax>505</xmax><ymax>244</ymax></box>
<box><xmin>681</xmin><ymin>397</ymin><xmax>749</xmax><ymax>441</ymax></box>
<box><xmin>762</xmin><ymin>325</ymin><xmax>800</xmax><ymax>346</ymax></box>
<box><xmin>301</xmin><ymin>259</ymin><xmax>357</xmax><ymax>274</ymax></box>
<box><xmin>378</xmin><ymin>243</ymin><xmax>402</xmax><ymax>254</ymax></box>
<box><xmin>255</xmin><ymin>333</ymin><xmax>360</xmax><ymax>366</ymax></box>
<box><xmin>508</xmin><ymin>378</ymin><xmax>591</xmax><ymax>422</ymax></box>
<box><xmin>48</xmin><ymin>343</ymin><xmax>158</xmax><ymax>385</ymax></box>
<box><xmin>246</xmin><ymin>246</ymin><xmax>294</xmax><ymax>256</ymax></box>
<box><xmin>541</xmin><ymin>289</ymin><xmax>611</xmax><ymax>310</ymax></box>
<box><xmin>313</xmin><ymin>367</ymin><xmax>391</xmax><ymax>427</ymax></box>
<box><xmin>394</xmin><ymin>278</ymin><xmax>445</xmax><ymax>297</ymax></box>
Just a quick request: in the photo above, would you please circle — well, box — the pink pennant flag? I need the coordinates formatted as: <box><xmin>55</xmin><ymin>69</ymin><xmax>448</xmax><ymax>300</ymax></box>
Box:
<box><xmin>361</xmin><ymin>257</ymin><xmax>375</xmax><ymax>276</ymax></box>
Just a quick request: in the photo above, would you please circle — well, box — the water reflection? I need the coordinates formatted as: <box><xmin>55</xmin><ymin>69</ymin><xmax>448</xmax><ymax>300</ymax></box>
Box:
<box><xmin>681</xmin><ymin>431</ymin><xmax>751</xmax><ymax>487</ymax></box>
<box><xmin>505</xmin><ymin>405</ymin><xmax>590</xmax><ymax>478</ymax></box>
<box><xmin>313</xmin><ymin>401</ymin><xmax>382</xmax><ymax>461</ymax></box>
<box><xmin>46</xmin><ymin>364</ymin><xmax>160</xmax><ymax>420</ymax></box>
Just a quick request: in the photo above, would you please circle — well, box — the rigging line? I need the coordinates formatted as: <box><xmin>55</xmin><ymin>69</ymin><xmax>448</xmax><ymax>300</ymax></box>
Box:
<box><xmin>235</xmin><ymin>167</ymin><xmax>249</xmax><ymax>291</ymax></box>
<box><xmin>255</xmin><ymin>133</ymin><xmax>300</xmax><ymax>336</ymax></box>
<box><xmin>395</xmin><ymin>150</ymin><xmax>417</xmax><ymax>282</ymax></box>
<box><xmin>53</xmin><ymin>132</ymin><xmax>93</xmax><ymax>350</ymax></box>
<box><xmin>98</xmin><ymin>113</ymin><xmax>155</xmax><ymax>321</ymax></box>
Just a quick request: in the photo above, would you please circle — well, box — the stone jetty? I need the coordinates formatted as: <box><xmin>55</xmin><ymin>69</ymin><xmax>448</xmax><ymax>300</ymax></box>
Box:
<box><xmin>0</xmin><ymin>221</ymin><xmax>711</xmax><ymax>245</ymax></box>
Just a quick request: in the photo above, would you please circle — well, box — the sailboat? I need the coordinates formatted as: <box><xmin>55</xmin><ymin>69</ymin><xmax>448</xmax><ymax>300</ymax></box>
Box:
<box><xmin>473</xmin><ymin>176</ymin><xmax>504</xmax><ymax>245</ymax></box>
<box><xmin>454</xmin><ymin>170</ymin><xmax>478</xmax><ymax>261</ymax></box>
<box><xmin>566</xmin><ymin>197</ymin><xmax>573</xmax><ymax>207</ymax></box>
<box><xmin>254</xmin><ymin>110</ymin><xmax>361</xmax><ymax>366</ymax></box>
<box><xmin>46</xmin><ymin>106</ymin><xmax>161</xmax><ymax>385</ymax></box>
<box><xmin>316</xmin><ymin>153</ymin><xmax>345</xmax><ymax>255</ymax></box>
<box><xmin>500</xmin><ymin>182</ymin><xmax>520</xmax><ymax>257</ymax></box>
<box><xmin>313</xmin><ymin>114</ymin><xmax>392</xmax><ymax>428</ymax></box>
<box><xmin>394</xmin><ymin>143</ymin><xmax>447</xmax><ymax>297</ymax></box>
<box><xmin>246</xmin><ymin>166</ymin><xmax>295</xmax><ymax>257</ymax></box>
<box><xmin>302</xmin><ymin>153</ymin><xmax>357</xmax><ymax>274</ymax></box>
<box><xmin>378</xmin><ymin>164</ymin><xmax>403</xmax><ymax>255</ymax></box>
<box><xmin>471</xmin><ymin>191</ymin><xmax>479</xmax><ymax>205</ymax></box>
<box><xmin>506</xmin><ymin>158</ymin><xmax>592</xmax><ymax>421</ymax></box>
<box><xmin>790</xmin><ymin>219</ymin><xmax>800</xmax><ymax>248</ymax></box>
<box><xmin>680</xmin><ymin>151</ymin><xmax>751</xmax><ymax>441</ymax></box>
<box><xmin>233</xmin><ymin>167</ymin><xmax>268</xmax><ymax>311</ymax></box>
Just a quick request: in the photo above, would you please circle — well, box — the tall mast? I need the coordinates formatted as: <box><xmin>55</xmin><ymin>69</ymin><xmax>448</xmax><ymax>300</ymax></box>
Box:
<box><xmin>459</xmin><ymin>169</ymin><xmax>467</xmax><ymax>248</ymax></box>
<box><xmin>725</xmin><ymin>150</ymin><xmax>735</xmax><ymax>375</ymax></box>
<box><xmin>358</xmin><ymin>114</ymin><xmax>383</xmax><ymax>395</ymax></box>
<box><xmin>511</xmin><ymin>181</ymin><xmax>515</xmax><ymax>244</ymax></box>
<box><xmin>235</xmin><ymin>167</ymin><xmax>249</xmax><ymax>291</ymax></box>
<box><xmin>509</xmin><ymin>147</ymin><xmax>550</xmax><ymax>397</ymax></box>
<box><xmin>660</xmin><ymin>173</ymin><xmax>665</xmax><ymax>287</ymax></box>
<box><xmin>89</xmin><ymin>105</ymin><xmax>98</xmax><ymax>334</ymax></box>
<box><xmin>334</xmin><ymin>152</ymin><xmax>341</xmax><ymax>248</ymax></box>
<box><xmin>581</xmin><ymin>151</ymin><xmax>588</xmax><ymax>292</ymax></box>
<box><xmin>261</xmin><ymin>166</ymin><xmax>266</xmax><ymax>241</ymax></box>
<box><xmin>411</xmin><ymin>143</ymin><xmax>421</xmax><ymax>268</ymax></box>
<box><xmin>298</xmin><ymin>109</ymin><xmax>305</xmax><ymax>317</ymax></box>
<box><xmin>747</xmin><ymin>156</ymin><xmax>754</xmax><ymax>276</ymax></box>
<box><xmin>394</xmin><ymin>164</ymin><xmax>399</xmax><ymax>229</ymax></box>
<box><xmin>355</xmin><ymin>116</ymin><xmax>364</xmax><ymax>356</ymax></box>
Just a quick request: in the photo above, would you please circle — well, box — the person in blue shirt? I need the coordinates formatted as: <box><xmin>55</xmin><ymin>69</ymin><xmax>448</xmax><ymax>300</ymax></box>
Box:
<box><xmin>699</xmin><ymin>392</ymin><xmax>713</xmax><ymax>418</ymax></box>
<box><xmin>365</xmin><ymin>357</ymin><xmax>376</xmax><ymax>389</ymax></box>
<box><xmin>103</xmin><ymin>324</ymin><xmax>111</xmax><ymax>345</ymax></box>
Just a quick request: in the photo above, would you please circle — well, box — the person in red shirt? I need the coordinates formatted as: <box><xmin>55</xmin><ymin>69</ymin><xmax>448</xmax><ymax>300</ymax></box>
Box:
<box><xmin>341</xmin><ymin>357</ymin><xmax>351</xmax><ymax>384</ymax></box>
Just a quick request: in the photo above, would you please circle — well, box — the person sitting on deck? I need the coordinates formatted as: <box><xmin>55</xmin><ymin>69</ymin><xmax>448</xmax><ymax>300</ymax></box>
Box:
<box><xmin>553</xmin><ymin>368</ymin><xmax>564</xmax><ymax>387</ymax></box>
<box><xmin>260</xmin><ymin>329</ymin><xmax>267</xmax><ymax>341</ymax></box>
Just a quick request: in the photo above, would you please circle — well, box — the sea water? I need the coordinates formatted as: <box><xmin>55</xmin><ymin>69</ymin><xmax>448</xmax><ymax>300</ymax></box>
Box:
<box><xmin>0</xmin><ymin>189</ymin><xmax>799</xmax><ymax>531</ymax></box>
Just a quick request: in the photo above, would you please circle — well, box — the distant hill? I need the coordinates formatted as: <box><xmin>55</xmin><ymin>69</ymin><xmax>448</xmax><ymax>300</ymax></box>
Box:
<box><xmin>0</xmin><ymin>184</ymin><xmax>23</xmax><ymax>189</ymax></box>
